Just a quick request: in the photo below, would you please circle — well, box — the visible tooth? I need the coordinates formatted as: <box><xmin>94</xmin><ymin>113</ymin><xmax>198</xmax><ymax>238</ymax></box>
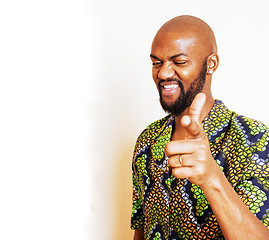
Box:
<box><xmin>164</xmin><ymin>84</ymin><xmax>177</xmax><ymax>89</ymax></box>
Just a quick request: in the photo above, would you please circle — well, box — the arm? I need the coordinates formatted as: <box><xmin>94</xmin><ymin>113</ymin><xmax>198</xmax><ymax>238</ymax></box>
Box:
<box><xmin>133</xmin><ymin>229</ymin><xmax>144</xmax><ymax>240</ymax></box>
<box><xmin>166</xmin><ymin>93</ymin><xmax>269</xmax><ymax>239</ymax></box>
<box><xmin>202</xmin><ymin>166</ymin><xmax>269</xmax><ymax>240</ymax></box>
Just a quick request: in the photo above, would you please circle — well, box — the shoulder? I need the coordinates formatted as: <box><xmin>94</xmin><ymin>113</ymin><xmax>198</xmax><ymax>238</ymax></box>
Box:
<box><xmin>228</xmin><ymin>113</ymin><xmax>269</xmax><ymax>160</ymax></box>
<box><xmin>236</xmin><ymin>115</ymin><xmax>269</xmax><ymax>134</ymax></box>
<box><xmin>231</xmin><ymin>113</ymin><xmax>269</xmax><ymax>142</ymax></box>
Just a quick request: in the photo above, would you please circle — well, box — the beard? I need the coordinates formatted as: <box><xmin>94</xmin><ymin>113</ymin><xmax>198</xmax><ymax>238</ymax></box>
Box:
<box><xmin>158</xmin><ymin>60</ymin><xmax>207</xmax><ymax>116</ymax></box>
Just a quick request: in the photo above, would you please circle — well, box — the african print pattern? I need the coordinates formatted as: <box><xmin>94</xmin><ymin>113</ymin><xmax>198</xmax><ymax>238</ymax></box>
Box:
<box><xmin>131</xmin><ymin>100</ymin><xmax>269</xmax><ymax>239</ymax></box>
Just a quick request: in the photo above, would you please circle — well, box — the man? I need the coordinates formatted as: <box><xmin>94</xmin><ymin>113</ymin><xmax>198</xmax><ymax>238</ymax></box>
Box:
<box><xmin>131</xmin><ymin>15</ymin><xmax>269</xmax><ymax>240</ymax></box>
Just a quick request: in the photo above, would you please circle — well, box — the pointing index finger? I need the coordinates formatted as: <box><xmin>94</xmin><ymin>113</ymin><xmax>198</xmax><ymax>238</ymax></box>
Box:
<box><xmin>189</xmin><ymin>93</ymin><xmax>206</xmax><ymax>123</ymax></box>
<box><xmin>181</xmin><ymin>93</ymin><xmax>206</xmax><ymax>139</ymax></box>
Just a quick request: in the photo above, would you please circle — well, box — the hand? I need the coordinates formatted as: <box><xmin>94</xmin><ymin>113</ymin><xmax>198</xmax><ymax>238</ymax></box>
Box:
<box><xmin>165</xmin><ymin>93</ymin><xmax>221</xmax><ymax>187</ymax></box>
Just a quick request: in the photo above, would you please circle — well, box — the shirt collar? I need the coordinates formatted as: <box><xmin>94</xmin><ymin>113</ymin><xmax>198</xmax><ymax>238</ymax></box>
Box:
<box><xmin>202</xmin><ymin>100</ymin><xmax>233</xmax><ymax>142</ymax></box>
<box><xmin>152</xmin><ymin>115</ymin><xmax>174</xmax><ymax>141</ymax></box>
<box><xmin>153</xmin><ymin>100</ymin><xmax>232</xmax><ymax>143</ymax></box>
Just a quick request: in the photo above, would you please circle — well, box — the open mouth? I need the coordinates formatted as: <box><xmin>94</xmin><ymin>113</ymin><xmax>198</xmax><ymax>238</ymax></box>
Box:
<box><xmin>162</xmin><ymin>83</ymin><xmax>178</xmax><ymax>90</ymax></box>
<box><xmin>159</xmin><ymin>81</ymin><xmax>180</xmax><ymax>96</ymax></box>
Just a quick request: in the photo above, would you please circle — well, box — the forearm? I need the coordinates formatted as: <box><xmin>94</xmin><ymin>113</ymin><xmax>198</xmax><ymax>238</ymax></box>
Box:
<box><xmin>202</xmin><ymin>170</ymin><xmax>269</xmax><ymax>240</ymax></box>
<box><xmin>133</xmin><ymin>229</ymin><xmax>144</xmax><ymax>240</ymax></box>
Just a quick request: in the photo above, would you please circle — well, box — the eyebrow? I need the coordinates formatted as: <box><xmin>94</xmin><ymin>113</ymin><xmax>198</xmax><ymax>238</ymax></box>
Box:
<box><xmin>170</xmin><ymin>53</ymin><xmax>189</xmax><ymax>59</ymax></box>
<box><xmin>150</xmin><ymin>53</ymin><xmax>189</xmax><ymax>61</ymax></box>
<box><xmin>150</xmin><ymin>54</ymin><xmax>161</xmax><ymax>61</ymax></box>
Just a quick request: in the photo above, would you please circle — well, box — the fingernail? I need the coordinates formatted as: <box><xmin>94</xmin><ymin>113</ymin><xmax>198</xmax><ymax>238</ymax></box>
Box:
<box><xmin>182</xmin><ymin>116</ymin><xmax>191</xmax><ymax>126</ymax></box>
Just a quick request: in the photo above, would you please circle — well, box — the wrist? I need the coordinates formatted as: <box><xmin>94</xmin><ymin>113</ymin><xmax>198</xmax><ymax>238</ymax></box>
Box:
<box><xmin>200</xmin><ymin>164</ymin><xmax>226</xmax><ymax>194</ymax></box>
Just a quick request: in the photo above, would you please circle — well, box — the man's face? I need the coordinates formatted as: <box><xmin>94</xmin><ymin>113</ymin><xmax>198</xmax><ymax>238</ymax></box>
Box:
<box><xmin>158</xmin><ymin>60</ymin><xmax>207</xmax><ymax>116</ymax></box>
<box><xmin>151</xmin><ymin>32</ymin><xmax>208</xmax><ymax>116</ymax></box>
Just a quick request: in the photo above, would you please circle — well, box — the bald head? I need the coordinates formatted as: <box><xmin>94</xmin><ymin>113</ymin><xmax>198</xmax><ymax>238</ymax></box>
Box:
<box><xmin>154</xmin><ymin>15</ymin><xmax>217</xmax><ymax>56</ymax></box>
<box><xmin>150</xmin><ymin>15</ymin><xmax>219</xmax><ymax>115</ymax></box>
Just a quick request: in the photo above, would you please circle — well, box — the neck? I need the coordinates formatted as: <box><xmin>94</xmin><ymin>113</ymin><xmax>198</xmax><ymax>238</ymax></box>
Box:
<box><xmin>171</xmin><ymin>94</ymin><xmax>214</xmax><ymax>141</ymax></box>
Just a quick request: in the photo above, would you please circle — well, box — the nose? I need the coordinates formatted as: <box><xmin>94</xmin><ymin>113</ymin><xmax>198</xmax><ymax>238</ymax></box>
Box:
<box><xmin>157</xmin><ymin>63</ymin><xmax>175</xmax><ymax>80</ymax></box>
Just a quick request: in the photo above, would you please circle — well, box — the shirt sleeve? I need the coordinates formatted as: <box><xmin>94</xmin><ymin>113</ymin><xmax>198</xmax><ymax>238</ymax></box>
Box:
<box><xmin>130</xmin><ymin>158</ymin><xmax>145</xmax><ymax>230</ymax></box>
<box><xmin>235</xmin><ymin>129</ymin><xmax>269</xmax><ymax>228</ymax></box>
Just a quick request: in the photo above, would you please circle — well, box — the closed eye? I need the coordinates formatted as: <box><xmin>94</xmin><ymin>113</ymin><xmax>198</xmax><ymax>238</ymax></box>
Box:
<box><xmin>152</xmin><ymin>62</ymin><xmax>162</xmax><ymax>67</ymax></box>
<box><xmin>174</xmin><ymin>61</ymin><xmax>187</xmax><ymax>65</ymax></box>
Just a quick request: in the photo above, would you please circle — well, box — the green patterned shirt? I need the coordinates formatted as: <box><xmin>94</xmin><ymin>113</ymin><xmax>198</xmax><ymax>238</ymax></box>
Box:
<box><xmin>131</xmin><ymin>100</ymin><xmax>269</xmax><ymax>239</ymax></box>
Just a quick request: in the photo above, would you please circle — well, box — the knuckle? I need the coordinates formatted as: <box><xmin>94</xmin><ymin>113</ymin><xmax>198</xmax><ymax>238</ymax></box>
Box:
<box><xmin>192</xmin><ymin>128</ymin><xmax>201</xmax><ymax>137</ymax></box>
<box><xmin>193</xmin><ymin>140</ymin><xmax>207</xmax><ymax>151</ymax></box>
<box><xmin>168</xmin><ymin>157</ymin><xmax>173</xmax><ymax>167</ymax></box>
<box><xmin>198</xmin><ymin>143</ymin><xmax>207</xmax><ymax>151</ymax></box>
<box><xmin>187</xmin><ymin>123</ymin><xmax>204</xmax><ymax>138</ymax></box>
<box><xmin>194</xmin><ymin>166</ymin><xmax>205</xmax><ymax>178</ymax></box>
<box><xmin>189</xmin><ymin>106</ymin><xmax>199</xmax><ymax>115</ymax></box>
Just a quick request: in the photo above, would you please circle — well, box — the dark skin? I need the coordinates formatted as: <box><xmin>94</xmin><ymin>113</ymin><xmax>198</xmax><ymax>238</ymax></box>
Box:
<box><xmin>134</xmin><ymin>15</ymin><xmax>269</xmax><ymax>240</ymax></box>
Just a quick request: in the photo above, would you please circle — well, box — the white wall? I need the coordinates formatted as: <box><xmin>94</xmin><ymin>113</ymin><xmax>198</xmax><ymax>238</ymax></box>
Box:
<box><xmin>1</xmin><ymin>0</ymin><xmax>269</xmax><ymax>240</ymax></box>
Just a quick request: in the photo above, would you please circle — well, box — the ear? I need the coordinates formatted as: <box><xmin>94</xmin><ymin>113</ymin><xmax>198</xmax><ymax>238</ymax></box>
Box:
<box><xmin>207</xmin><ymin>53</ymin><xmax>219</xmax><ymax>75</ymax></box>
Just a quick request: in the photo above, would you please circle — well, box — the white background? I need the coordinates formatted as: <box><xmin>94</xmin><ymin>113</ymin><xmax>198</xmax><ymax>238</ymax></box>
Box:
<box><xmin>0</xmin><ymin>0</ymin><xmax>269</xmax><ymax>240</ymax></box>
